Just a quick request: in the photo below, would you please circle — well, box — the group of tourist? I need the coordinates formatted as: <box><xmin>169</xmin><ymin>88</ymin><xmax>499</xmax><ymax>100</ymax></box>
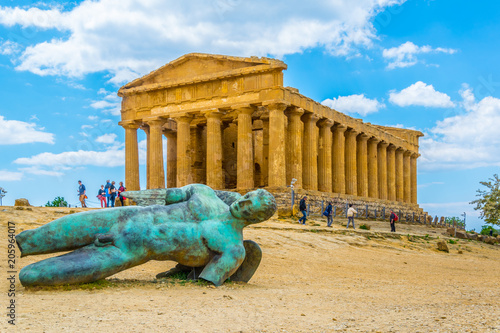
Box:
<box><xmin>297</xmin><ymin>196</ymin><xmax>398</xmax><ymax>232</ymax></box>
<box><xmin>97</xmin><ymin>180</ymin><xmax>126</xmax><ymax>208</ymax></box>
<box><xmin>77</xmin><ymin>180</ymin><xmax>126</xmax><ymax>208</ymax></box>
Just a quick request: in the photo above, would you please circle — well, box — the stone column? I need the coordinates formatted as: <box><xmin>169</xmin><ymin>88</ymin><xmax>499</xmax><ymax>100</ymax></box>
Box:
<box><xmin>403</xmin><ymin>150</ymin><xmax>412</xmax><ymax>203</ymax></box>
<box><xmin>395</xmin><ymin>147</ymin><xmax>404</xmax><ymax>202</ymax></box>
<box><xmin>368</xmin><ymin>137</ymin><xmax>379</xmax><ymax>198</ymax></box>
<box><xmin>286</xmin><ymin>107</ymin><xmax>304</xmax><ymax>189</ymax></box>
<box><xmin>387</xmin><ymin>145</ymin><xmax>396</xmax><ymax>201</ymax></box>
<box><xmin>377</xmin><ymin>141</ymin><xmax>389</xmax><ymax>200</ymax></box>
<box><xmin>205</xmin><ymin>110</ymin><xmax>224</xmax><ymax>189</ymax></box>
<box><xmin>260</xmin><ymin>115</ymin><xmax>269</xmax><ymax>187</ymax></box>
<box><xmin>356</xmin><ymin>133</ymin><xmax>369</xmax><ymax>197</ymax></box>
<box><xmin>411</xmin><ymin>153</ymin><xmax>418</xmax><ymax>204</ymax></box>
<box><xmin>164</xmin><ymin>130</ymin><xmax>177</xmax><ymax>188</ymax></box>
<box><xmin>318</xmin><ymin>119</ymin><xmax>333</xmax><ymax>192</ymax></box>
<box><xmin>302</xmin><ymin>112</ymin><xmax>320</xmax><ymax>191</ymax></box>
<box><xmin>345</xmin><ymin>129</ymin><xmax>358</xmax><ymax>196</ymax></box>
<box><xmin>267</xmin><ymin>103</ymin><xmax>288</xmax><ymax>187</ymax></box>
<box><xmin>174</xmin><ymin>114</ymin><xmax>194</xmax><ymax>187</ymax></box>
<box><xmin>332</xmin><ymin>124</ymin><xmax>347</xmax><ymax>194</ymax></box>
<box><xmin>141</xmin><ymin>124</ymin><xmax>151</xmax><ymax>189</ymax></box>
<box><xmin>147</xmin><ymin>118</ymin><xmax>166</xmax><ymax>189</ymax></box>
<box><xmin>235</xmin><ymin>105</ymin><xmax>254</xmax><ymax>189</ymax></box>
<box><xmin>122</xmin><ymin>122</ymin><xmax>140</xmax><ymax>191</ymax></box>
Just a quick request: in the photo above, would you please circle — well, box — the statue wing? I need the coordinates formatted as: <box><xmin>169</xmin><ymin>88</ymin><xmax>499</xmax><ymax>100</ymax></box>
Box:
<box><xmin>214</xmin><ymin>190</ymin><xmax>242</xmax><ymax>206</ymax></box>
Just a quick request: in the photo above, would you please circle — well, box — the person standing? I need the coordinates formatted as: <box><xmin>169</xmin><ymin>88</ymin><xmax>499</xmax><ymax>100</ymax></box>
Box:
<box><xmin>104</xmin><ymin>180</ymin><xmax>111</xmax><ymax>207</ymax></box>
<box><xmin>97</xmin><ymin>185</ymin><xmax>107</xmax><ymax>208</ymax></box>
<box><xmin>118</xmin><ymin>181</ymin><xmax>126</xmax><ymax>206</ymax></box>
<box><xmin>390</xmin><ymin>210</ymin><xmax>397</xmax><ymax>232</ymax></box>
<box><xmin>298</xmin><ymin>196</ymin><xmax>307</xmax><ymax>225</ymax></box>
<box><xmin>77</xmin><ymin>180</ymin><xmax>87</xmax><ymax>208</ymax></box>
<box><xmin>346</xmin><ymin>204</ymin><xmax>357</xmax><ymax>229</ymax></box>
<box><xmin>109</xmin><ymin>181</ymin><xmax>117</xmax><ymax>207</ymax></box>
<box><xmin>324</xmin><ymin>202</ymin><xmax>333</xmax><ymax>227</ymax></box>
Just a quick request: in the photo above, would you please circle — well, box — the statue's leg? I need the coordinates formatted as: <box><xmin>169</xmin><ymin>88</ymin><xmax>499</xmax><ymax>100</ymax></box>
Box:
<box><xmin>230</xmin><ymin>240</ymin><xmax>262</xmax><ymax>283</ymax></box>
<box><xmin>16</xmin><ymin>207</ymin><xmax>141</xmax><ymax>257</ymax></box>
<box><xmin>19</xmin><ymin>244</ymin><xmax>141</xmax><ymax>287</ymax></box>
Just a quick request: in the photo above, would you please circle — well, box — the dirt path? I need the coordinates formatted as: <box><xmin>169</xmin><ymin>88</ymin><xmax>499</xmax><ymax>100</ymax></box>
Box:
<box><xmin>1</xmin><ymin>207</ymin><xmax>499</xmax><ymax>332</ymax></box>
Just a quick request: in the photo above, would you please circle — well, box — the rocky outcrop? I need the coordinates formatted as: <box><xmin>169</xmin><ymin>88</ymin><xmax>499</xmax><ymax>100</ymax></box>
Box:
<box><xmin>437</xmin><ymin>241</ymin><xmax>449</xmax><ymax>253</ymax></box>
<box><xmin>14</xmin><ymin>198</ymin><xmax>31</xmax><ymax>206</ymax></box>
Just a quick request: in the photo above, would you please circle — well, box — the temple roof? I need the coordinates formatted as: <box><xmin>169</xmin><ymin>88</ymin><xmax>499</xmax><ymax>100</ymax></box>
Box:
<box><xmin>118</xmin><ymin>53</ymin><xmax>287</xmax><ymax>96</ymax></box>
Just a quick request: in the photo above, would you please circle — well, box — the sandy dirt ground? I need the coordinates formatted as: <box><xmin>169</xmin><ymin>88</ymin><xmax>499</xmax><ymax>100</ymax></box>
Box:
<box><xmin>1</xmin><ymin>206</ymin><xmax>500</xmax><ymax>332</ymax></box>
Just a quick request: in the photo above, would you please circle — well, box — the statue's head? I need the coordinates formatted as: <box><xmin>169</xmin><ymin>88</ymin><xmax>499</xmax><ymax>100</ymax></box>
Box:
<box><xmin>230</xmin><ymin>189</ymin><xmax>277</xmax><ymax>224</ymax></box>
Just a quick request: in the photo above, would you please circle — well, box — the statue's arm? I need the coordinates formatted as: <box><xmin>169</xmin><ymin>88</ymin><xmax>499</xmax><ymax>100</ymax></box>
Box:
<box><xmin>124</xmin><ymin>184</ymin><xmax>214</xmax><ymax>206</ymax></box>
<box><xmin>214</xmin><ymin>190</ymin><xmax>242</xmax><ymax>206</ymax></box>
<box><xmin>199</xmin><ymin>245</ymin><xmax>246</xmax><ymax>286</ymax></box>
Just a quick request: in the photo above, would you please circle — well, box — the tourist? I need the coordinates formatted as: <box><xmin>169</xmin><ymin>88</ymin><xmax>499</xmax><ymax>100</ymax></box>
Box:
<box><xmin>109</xmin><ymin>181</ymin><xmax>117</xmax><ymax>207</ymax></box>
<box><xmin>298</xmin><ymin>196</ymin><xmax>307</xmax><ymax>225</ymax></box>
<box><xmin>118</xmin><ymin>181</ymin><xmax>126</xmax><ymax>206</ymax></box>
<box><xmin>324</xmin><ymin>202</ymin><xmax>333</xmax><ymax>227</ymax></box>
<box><xmin>104</xmin><ymin>180</ymin><xmax>111</xmax><ymax>207</ymax></box>
<box><xmin>97</xmin><ymin>185</ymin><xmax>107</xmax><ymax>208</ymax></box>
<box><xmin>346</xmin><ymin>204</ymin><xmax>357</xmax><ymax>229</ymax></box>
<box><xmin>77</xmin><ymin>180</ymin><xmax>87</xmax><ymax>208</ymax></box>
<box><xmin>390</xmin><ymin>210</ymin><xmax>396</xmax><ymax>232</ymax></box>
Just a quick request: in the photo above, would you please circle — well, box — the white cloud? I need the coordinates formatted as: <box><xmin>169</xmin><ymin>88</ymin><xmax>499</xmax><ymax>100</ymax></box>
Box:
<box><xmin>0</xmin><ymin>115</ymin><xmax>55</xmax><ymax>145</ymax></box>
<box><xmin>382</xmin><ymin>41</ymin><xmax>457</xmax><ymax>69</ymax></box>
<box><xmin>0</xmin><ymin>40</ymin><xmax>21</xmax><ymax>55</ymax></box>
<box><xmin>389</xmin><ymin>81</ymin><xmax>455</xmax><ymax>108</ymax></box>
<box><xmin>18</xmin><ymin>166</ymin><xmax>64</xmax><ymax>177</ymax></box>
<box><xmin>322</xmin><ymin>94</ymin><xmax>385</xmax><ymax>116</ymax></box>
<box><xmin>419</xmin><ymin>86</ymin><xmax>500</xmax><ymax>170</ymax></box>
<box><xmin>14</xmin><ymin>148</ymin><xmax>126</xmax><ymax>167</ymax></box>
<box><xmin>88</xmin><ymin>115</ymin><xmax>99</xmax><ymax>121</ymax></box>
<box><xmin>90</xmin><ymin>97</ymin><xmax>121</xmax><ymax>116</ymax></box>
<box><xmin>96</xmin><ymin>133</ymin><xmax>117</xmax><ymax>144</ymax></box>
<box><xmin>0</xmin><ymin>170</ymin><xmax>23</xmax><ymax>181</ymax></box>
<box><xmin>81</xmin><ymin>124</ymin><xmax>93</xmax><ymax>130</ymax></box>
<box><xmin>0</xmin><ymin>0</ymin><xmax>406</xmax><ymax>83</ymax></box>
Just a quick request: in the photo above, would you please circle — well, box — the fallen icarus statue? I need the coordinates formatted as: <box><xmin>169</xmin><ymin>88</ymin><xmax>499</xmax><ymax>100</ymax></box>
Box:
<box><xmin>16</xmin><ymin>184</ymin><xmax>276</xmax><ymax>287</ymax></box>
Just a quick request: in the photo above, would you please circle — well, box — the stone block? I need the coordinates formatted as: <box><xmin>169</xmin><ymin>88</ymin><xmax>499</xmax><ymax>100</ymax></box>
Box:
<box><xmin>455</xmin><ymin>231</ymin><xmax>467</xmax><ymax>239</ymax></box>
<box><xmin>446</xmin><ymin>227</ymin><xmax>455</xmax><ymax>236</ymax></box>
<box><xmin>437</xmin><ymin>241</ymin><xmax>449</xmax><ymax>253</ymax></box>
<box><xmin>467</xmin><ymin>233</ymin><xmax>478</xmax><ymax>241</ymax></box>
<box><xmin>14</xmin><ymin>198</ymin><xmax>31</xmax><ymax>206</ymax></box>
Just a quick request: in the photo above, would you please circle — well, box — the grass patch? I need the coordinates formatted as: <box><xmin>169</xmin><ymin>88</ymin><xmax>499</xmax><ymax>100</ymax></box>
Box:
<box><xmin>448</xmin><ymin>239</ymin><xmax>457</xmax><ymax>244</ymax></box>
<box><xmin>359</xmin><ymin>224</ymin><xmax>370</xmax><ymax>230</ymax></box>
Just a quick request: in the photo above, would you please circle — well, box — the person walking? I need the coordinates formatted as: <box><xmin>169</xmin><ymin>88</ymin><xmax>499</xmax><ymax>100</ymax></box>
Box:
<box><xmin>109</xmin><ymin>181</ymin><xmax>117</xmax><ymax>207</ymax></box>
<box><xmin>118</xmin><ymin>181</ymin><xmax>126</xmax><ymax>206</ymax></box>
<box><xmin>298</xmin><ymin>196</ymin><xmax>308</xmax><ymax>225</ymax></box>
<box><xmin>346</xmin><ymin>204</ymin><xmax>357</xmax><ymax>229</ymax></box>
<box><xmin>390</xmin><ymin>210</ymin><xmax>397</xmax><ymax>232</ymax></box>
<box><xmin>97</xmin><ymin>185</ymin><xmax>107</xmax><ymax>208</ymax></box>
<box><xmin>324</xmin><ymin>202</ymin><xmax>333</xmax><ymax>227</ymax></box>
<box><xmin>104</xmin><ymin>180</ymin><xmax>111</xmax><ymax>207</ymax></box>
<box><xmin>77</xmin><ymin>180</ymin><xmax>87</xmax><ymax>208</ymax></box>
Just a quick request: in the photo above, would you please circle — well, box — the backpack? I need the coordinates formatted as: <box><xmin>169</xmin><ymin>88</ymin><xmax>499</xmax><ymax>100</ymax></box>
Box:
<box><xmin>393</xmin><ymin>213</ymin><xmax>399</xmax><ymax>222</ymax></box>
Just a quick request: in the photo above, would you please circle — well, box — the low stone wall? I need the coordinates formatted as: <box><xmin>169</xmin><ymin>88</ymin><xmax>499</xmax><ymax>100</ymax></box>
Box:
<box><xmin>263</xmin><ymin>186</ymin><xmax>451</xmax><ymax>227</ymax></box>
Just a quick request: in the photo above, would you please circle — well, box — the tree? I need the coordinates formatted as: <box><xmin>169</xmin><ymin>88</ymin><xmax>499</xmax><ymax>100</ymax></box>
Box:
<box><xmin>45</xmin><ymin>196</ymin><xmax>68</xmax><ymax>207</ymax></box>
<box><xmin>471</xmin><ymin>174</ymin><xmax>500</xmax><ymax>226</ymax></box>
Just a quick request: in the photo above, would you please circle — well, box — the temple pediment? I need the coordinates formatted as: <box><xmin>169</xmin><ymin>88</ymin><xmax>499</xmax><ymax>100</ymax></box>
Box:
<box><xmin>119</xmin><ymin>53</ymin><xmax>287</xmax><ymax>95</ymax></box>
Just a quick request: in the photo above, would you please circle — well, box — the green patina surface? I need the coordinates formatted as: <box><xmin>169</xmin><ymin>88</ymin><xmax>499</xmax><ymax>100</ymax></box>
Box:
<box><xmin>16</xmin><ymin>184</ymin><xmax>276</xmax><ymax>287</ymax></box>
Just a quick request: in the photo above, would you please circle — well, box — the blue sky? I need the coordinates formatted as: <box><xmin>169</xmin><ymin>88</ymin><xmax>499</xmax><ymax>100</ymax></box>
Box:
<box><xmin>1</xmin><ymin>0</ymin><xmax>499</xmax><ymax>231</ymax></box>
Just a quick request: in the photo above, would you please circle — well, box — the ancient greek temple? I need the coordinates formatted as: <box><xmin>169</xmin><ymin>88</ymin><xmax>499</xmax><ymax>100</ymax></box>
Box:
<box><xmin>118</xmin><ymin>53</ymin><xmax>423</xmax><ymax>210</ymax></box>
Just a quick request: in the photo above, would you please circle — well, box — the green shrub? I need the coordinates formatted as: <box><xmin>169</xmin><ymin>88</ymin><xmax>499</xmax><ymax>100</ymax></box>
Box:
<box><xmin>45</xmin><ymin>196</ymin><xmax>68</xmax><ymax>207</ymax></box>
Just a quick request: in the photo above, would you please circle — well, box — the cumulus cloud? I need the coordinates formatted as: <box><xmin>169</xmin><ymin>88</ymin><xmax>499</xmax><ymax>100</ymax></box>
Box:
<box><xmin>0</xmin><ymin>0</ymin><xmax>406</xmax><ymax>83</ymax></box>
<box><xmin>96</xmin><ymin>133</ymin><xmax>117</xmax><ymax>144</ymax></box>
<box><xmin>14</xmin><ymin>148</ymin><xmax>126</xmax><ymax>167</ymax></box>
<box><xmin>90</xmin><ymin>95</ymin><xmax>121</xmax><ymax>116</ymax></box>
<box><xmin>18</xmin><ymin>166</ymin><xmax>64</xmax><ymax>177</ymax></box>
<box><xmin>382</xmin><ymin>41</ymin><xmax>457</xmax><ymax>69</ymax></box>
<box><xmin>0</xmin><ymin>170</ymin><xmax>23</xmax><ymax>181</ymax></box>
<box><xmin>322</xmin><ymin>94</ymin><xmax>385</xmax><ymax>116</ymax></box>
<box><xmin>0</xmin><ymin>115</ymin><xmax>55</xmax><ymax>145</ymax></box>
<box><xmin>0</xmin><ymin>40</ymin><xmax>21</xmax><ymax>55</ymax></box>
<box><xmin>389</xmin><ymin>81</ymin><xmax>455</xmax><ymax>108</ymax></box>
<box><xmin>419</xmin><ymin>85</ymin><xmax>500</xmax><ymax>170</ymax></box>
